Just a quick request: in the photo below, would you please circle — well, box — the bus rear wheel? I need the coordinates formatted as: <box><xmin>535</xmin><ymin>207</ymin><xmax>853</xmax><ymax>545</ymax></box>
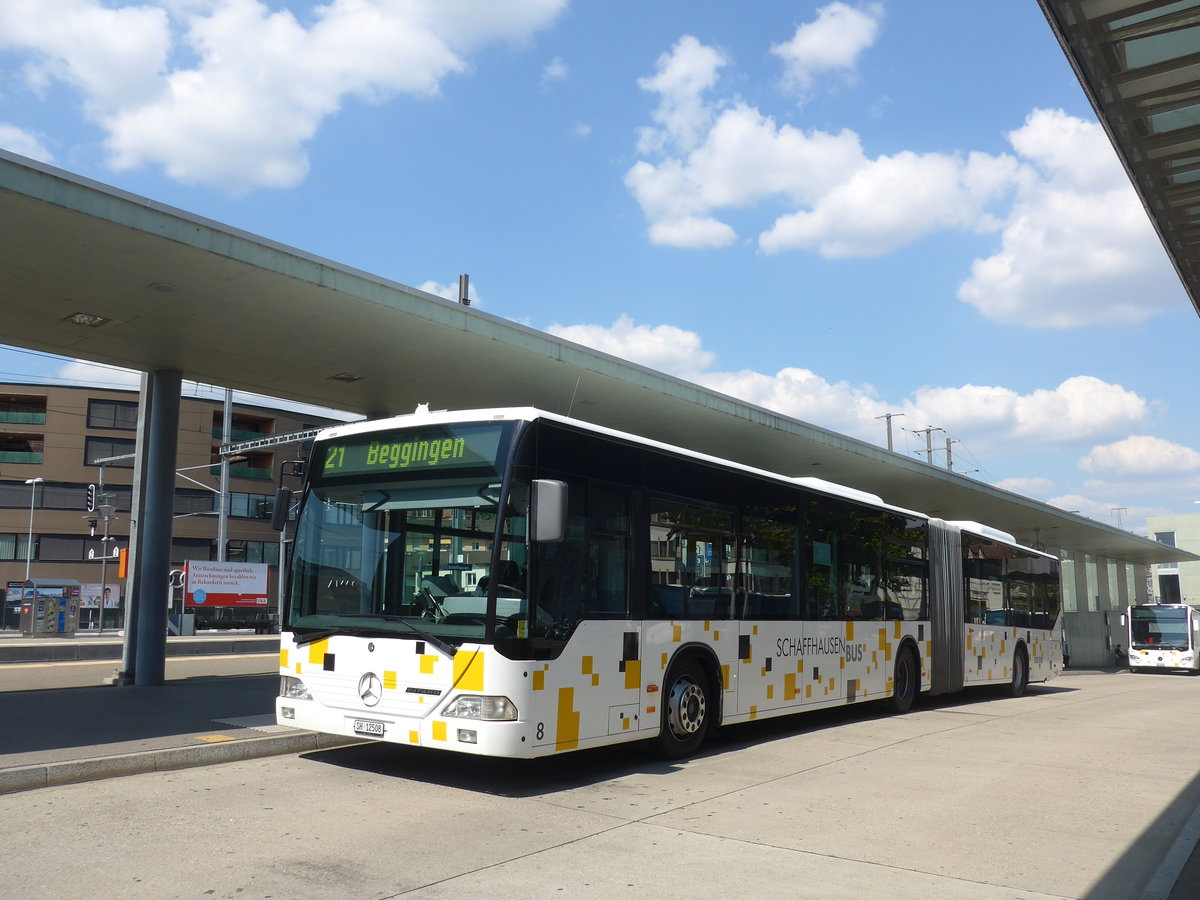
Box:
<box><xmin>890</xmin><ymin>645</ymin><xmax>918</xmax><ymax>714</ymax></box>
<box><xmin>1007</xmin><ymin>647</ymin><xmax>1028</xmax><ymax>697</ymax></box>
<box><xmin>655</xmin><ymin>658</ymin><xmax>710</xmax><ymax>759</ymax></box>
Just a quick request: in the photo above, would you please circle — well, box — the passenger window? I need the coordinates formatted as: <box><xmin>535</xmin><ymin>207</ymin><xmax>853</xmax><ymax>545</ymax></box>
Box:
<box><xmin>648</xmin><ymin>497</ymin><xmax>734</xmax><ymax>620</ymax></box>
<box><xmin>741</xmin><ymin>506</ymin><xmax>798</xmax><ymax>619</ymax></box>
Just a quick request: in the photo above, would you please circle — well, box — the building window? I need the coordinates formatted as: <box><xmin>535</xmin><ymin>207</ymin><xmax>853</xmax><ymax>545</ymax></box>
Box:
<box><xmin>226</xmin><ymin>540</ymin><xmax>280</xmax><ymax>565</ymax></box>
<box><xmin>85</xmin><ymin>436</ymin><xmax>136</xmax><ymax>468</ymax></box>
<box><xmin>1160</xmin><ymin>573</ymin><xmax>1182</xmax><ymax>603</ymax></box>
<box><xmin>1155</xmin><ymin>531</ymin><xmax>1177</xmax><ymax>548</ymax></box>
<box><xmin>228</xmin><ymin>492</ymin><xmax>275</xmax><ymax>518</ymax></box>
<box><xmin>172</xmin><ymin>539</ymin><xmax>214</xmax><ymax>563</ymax></box>
<box><xmin>87</xmin><ymin>399</ymin><xmax>139</xmax><ymax>430</ymax></box>
<box><xmin>0</xmin><ymin>533</ymin><xmax>32</xmax><ymax>561</ymax></box>
<box><xmin>38</xmin><ymin>535</ymin><xmax>89</xmax><ymax>561</ymax></box>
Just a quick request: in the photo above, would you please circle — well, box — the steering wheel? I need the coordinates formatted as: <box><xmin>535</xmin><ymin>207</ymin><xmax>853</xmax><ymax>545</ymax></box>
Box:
<box><xmin>415</xmin><ymin>587</ymin><xmax>446</xmax><ymax>620</ymax></box>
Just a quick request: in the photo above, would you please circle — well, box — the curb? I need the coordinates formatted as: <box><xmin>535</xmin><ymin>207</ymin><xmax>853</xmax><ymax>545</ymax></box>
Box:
<box><xmin>0</xmin><ymin>732</ymin><xmax>363</xmax><ymax>795</ymax></box>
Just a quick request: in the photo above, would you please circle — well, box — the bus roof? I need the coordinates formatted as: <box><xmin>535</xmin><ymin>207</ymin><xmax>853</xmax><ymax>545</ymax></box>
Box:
<box><xmin>316</xmin><ymin>406</ymin><xmax>927</xmax><ymax>519</ymax></box>
<box><xmin>949</xmin><ymin>520</ymin><xmax>1057</xmax><ymax>560</ymax></box>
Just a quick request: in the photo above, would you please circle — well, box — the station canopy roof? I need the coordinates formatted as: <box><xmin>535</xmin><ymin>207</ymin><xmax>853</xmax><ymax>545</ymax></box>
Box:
<box><xmin>0</xmin><ymin>149</ymin><xmax>1190</xmax><ymax>566</ymax></box>
<box><xmin>1039</xmin><ymin>0</ymin><xmax>1200</xmax><ymax>317</ymax></box>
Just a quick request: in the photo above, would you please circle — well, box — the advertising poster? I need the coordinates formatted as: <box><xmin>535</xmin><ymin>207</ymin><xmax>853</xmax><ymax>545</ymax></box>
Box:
<box><xmin>185</xmin><ymin>561</ymin><xmax>269</xmax><ymax>608</ymax></box>
<box><xmin>79</xmin><ymin>583</ymin><xmax>123</xmax><ymax>609</ymax></box>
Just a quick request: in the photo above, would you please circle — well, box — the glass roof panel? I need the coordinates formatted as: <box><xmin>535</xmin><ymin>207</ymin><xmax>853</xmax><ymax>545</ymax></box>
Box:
<box><xmin>1110</xmin><ymin>1</ymin><xmax>1200</xmax><ymax>32</ymax></box>
<box><xmin>1120</xmin><ymin>24</ymin><xmax>1200</xmax><ymax>69</ymax></box>
<box><xmin>1149</xmin><ymin>102</ymin><xmax>1200</xmax><ymax>134</ymax></box>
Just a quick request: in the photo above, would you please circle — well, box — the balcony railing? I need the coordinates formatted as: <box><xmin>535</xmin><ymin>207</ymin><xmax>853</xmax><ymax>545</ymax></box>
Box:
<box><xmin>0</xmin><ymin>451</ymin><xmax>44</xmax><ymax>464</ymax></box>
<box><xmin>209</xmin><ymin>465</ymin><xmax>273</xmax><ymax>480</ymax></box>
<box><xmin>0</xmin><ymin>412</ymin><xmax>47</xmax><ymax>425</ymax></box>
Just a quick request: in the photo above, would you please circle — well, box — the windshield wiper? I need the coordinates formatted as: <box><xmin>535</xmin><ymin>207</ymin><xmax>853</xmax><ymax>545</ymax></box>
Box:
<box><xmin>293</xmin><ymin>626</ymin><xmax>369</xmax><ymax>646</ymax></box>
<box><xmin>336</xmin><ymin>613</ymin><xmax>458</xmax><ymax>658</ymax></box>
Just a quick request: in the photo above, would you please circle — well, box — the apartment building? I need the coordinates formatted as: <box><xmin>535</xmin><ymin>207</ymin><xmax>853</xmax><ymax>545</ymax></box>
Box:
<box><xmin>0</xmin><ymin>382</ymin><xmax>341</xmax><ymax>629</ymax></box>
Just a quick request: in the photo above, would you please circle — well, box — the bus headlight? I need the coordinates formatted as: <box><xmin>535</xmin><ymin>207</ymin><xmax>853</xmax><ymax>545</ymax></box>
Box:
<box><xmin>442</xmin><ymin>695</ymin><xmax>517</xmax><ymax>721</ymax></box>
<box><xmin>280</xmin><ymin>676</ymin><xmax>312</xmax><ymax>700</ymax></box>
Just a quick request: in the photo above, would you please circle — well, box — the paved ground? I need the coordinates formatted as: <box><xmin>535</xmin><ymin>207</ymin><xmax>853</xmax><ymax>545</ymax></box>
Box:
<box><xmin>2</xmin><ymin>636</ymin><xmax>1199</xmax><ymax>899</ymax></box>
<box><xmin>0</xmin><ymin>631</ymin><xmax>353</xmax><ymax>793</ymax></box>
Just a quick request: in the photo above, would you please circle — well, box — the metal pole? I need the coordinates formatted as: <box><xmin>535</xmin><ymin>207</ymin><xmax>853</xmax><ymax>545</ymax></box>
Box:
<box><xmin>874</xmin><ymin>413</ymin><xmax>904</xmax><ymax>452</ymax></box>
<box><xmin>217</xmin><ymin>387</ymin><xmax>232</xmax><ymax>562</ymax></box>
<box><xmin>23</xmin><ymin>477</ymin><xmax>42</xmax><ymax>582</ymax></box>
<box><xmin>98</xmin><ymin>507</ymin><xmax>110</xmax><ymax>635</ymax></box>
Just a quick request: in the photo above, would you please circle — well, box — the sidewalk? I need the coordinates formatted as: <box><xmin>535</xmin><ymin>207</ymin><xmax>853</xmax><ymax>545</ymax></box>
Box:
<box><xmin>0</xmin><ymin>640</ymin><xmax>356</xmax><ymax>794</ymax></box>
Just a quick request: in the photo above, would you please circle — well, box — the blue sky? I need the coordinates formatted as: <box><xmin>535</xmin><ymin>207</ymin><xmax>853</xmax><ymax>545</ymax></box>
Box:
<box><xmin>1</xmin><ymin>0</ymin><xmax>1198</xmax><ymax>535</ymax></box>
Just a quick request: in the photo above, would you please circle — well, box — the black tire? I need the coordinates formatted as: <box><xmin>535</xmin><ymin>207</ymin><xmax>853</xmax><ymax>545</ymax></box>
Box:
<box><xmin>1007</xmin><ymin>647</ymin><xmax>1028</xmax><ymax>697</ymax></box>
<box><xmin>890</xmin><ymin>644</ymin><xmax>918</xmax><ymax>714</ymax></box>
<box><xmin>654</xmin><ymin>658</ymin><xmax>711</xmax><ymax>759</ymax></box>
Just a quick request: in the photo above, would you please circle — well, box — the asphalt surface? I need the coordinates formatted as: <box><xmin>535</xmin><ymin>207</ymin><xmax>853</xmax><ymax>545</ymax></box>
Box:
<box><xmin>2</xmin><ymin>632</ymin><xmax>1199</xmax><ymax>899</ymax></box>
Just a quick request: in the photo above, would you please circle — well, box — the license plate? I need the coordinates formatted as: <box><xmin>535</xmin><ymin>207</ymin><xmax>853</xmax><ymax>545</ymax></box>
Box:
<box><xmin>353</xmin><ymin>719</ymin><xmax>386</xmax><ymax>737</ymax></box>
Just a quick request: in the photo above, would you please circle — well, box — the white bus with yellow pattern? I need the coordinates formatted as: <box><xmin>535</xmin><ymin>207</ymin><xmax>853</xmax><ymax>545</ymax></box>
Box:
<box><xmin>276</xmin><ymin>408</ymin><xmax>1062</xmax><ymax>758</ymax></box>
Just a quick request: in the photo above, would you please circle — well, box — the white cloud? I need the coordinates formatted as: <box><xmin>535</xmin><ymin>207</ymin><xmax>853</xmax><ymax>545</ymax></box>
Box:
<box><xmin>759</xmin><ymin>149</ymin><xmax>1018</xmax><ymax>257</ymax></box>
<box><xmin>56</xmin><ymin>359</ymin><xmax>141</xmax><ymax>389</ymax></box>
<box><xmin>0</xmin><ymin>0</ymin><xmax>566</xmax><ymax>192</ymax></box>
<box><xmin>958</xmin><ymin>109</ymin><xmax>1185</xmax><ymax>327</ymax></box>
<box><xmin>626</xmin><ymin>32</ymin><xmax>1017</xmax><ymax>256</ymax></box>
<box><xmin>0</xmin><ymin>0</ymin><xmax>170</xmax><ymax>111</ymax></box>
<box><xmin>1007</xmin><ymin>376</ymin><xmax>1148</xmax><ymax>443</ymax></box>
<box><xmin>548</xmin><ymin>314</ymin><xmax>716</xmax><ymax>381</ymax></box>
<box><xmin>635</xmin><ymin>34</ymin><xmax>728</xmax><ymax>156</ymax></box>
<box><xmin>770</xmin><ymin>2</ymin><xmax>883</xmax><ymax>94</ymax></box>
<box><xmin>548</xmin><ymin>316</ymin><xmax>1151</xmax><ymax>450</ymax></box>
<box><xmin>540</xmin><ymin>56</ymin><xmax>567</xmax><ymax>90</ymax></box>
<box><xmin>1081</xmin><ymin>435</ymin><xmax>1200</xmax><ymax>477</ymax></box>
<box><xmin>572</xmin><ymin>122</ymin><xmax>592</xmax><ymax>137</ymax></box>
<box><xmin>0</xmin><ymin>124</ymin><xmax>55</xmax><ymax>162</ymax></box>
<box><xmin>625</xmin><ymin>36</ymin><xmax>1183</xmax><ymax>329</ymax></box>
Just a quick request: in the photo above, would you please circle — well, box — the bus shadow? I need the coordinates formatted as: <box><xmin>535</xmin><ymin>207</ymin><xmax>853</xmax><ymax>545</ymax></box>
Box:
<box><xmin>302</xmin><ymin>684</ymin><xmax>1074</xmax><ymax>797</ymax></box>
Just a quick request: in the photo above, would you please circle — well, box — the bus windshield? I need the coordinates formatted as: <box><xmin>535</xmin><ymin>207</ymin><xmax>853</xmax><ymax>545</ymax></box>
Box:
<box><xmin>1130</xmin><ymin>606</ymin><xmax>1191</xmax><ymax>650</ymax></box>
<box><xmin>284</xmin><ymin>421</ymin><xmax>529</xmax><ymax>649</ymax></box>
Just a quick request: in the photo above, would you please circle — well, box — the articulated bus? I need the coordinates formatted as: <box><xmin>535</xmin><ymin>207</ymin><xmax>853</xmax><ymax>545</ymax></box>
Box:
<box><xmin>275</xmin><ymin>408</ymin><xmax>1063</xmax><ymax>759</ymax></box>
<box><xmin>1126</xmin><ymin>604</ymin><xmax>1200</xmax><ymax>674</ymax></box>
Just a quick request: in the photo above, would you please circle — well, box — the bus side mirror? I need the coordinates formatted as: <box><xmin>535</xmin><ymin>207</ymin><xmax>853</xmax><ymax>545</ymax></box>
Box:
<box><xmin>531</xmin><ymin>479</ymin><xmax>566</xmax><ymax>543</ymax></box>
<box><xmin>271</xmin><ymin>487</ymin><xmax>292</xmax><ymax>532</ymax></box>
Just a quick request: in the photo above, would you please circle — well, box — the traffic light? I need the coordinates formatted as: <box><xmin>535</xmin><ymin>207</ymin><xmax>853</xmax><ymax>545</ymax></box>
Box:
<box><xmin>86</xmin><ymin>483</ymin><xmax>97</xmax><ymax>512</ymax></box>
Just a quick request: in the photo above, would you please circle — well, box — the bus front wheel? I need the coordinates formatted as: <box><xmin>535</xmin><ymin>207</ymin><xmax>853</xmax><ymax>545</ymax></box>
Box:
<box><xmin>655</xmin><ymin>658</ymin><xmax>710</xmax><ymax>759</ymax></box>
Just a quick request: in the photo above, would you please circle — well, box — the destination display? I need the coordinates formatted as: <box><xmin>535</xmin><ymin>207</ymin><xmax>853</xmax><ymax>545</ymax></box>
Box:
<box><xmin>318</xmin><ymin>422</ymin><xmax>507</xmax><ymax>479</ymax></box>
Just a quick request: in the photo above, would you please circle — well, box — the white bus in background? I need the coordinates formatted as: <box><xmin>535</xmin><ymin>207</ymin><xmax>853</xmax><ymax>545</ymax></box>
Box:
<box><xmin>274</xmin><ymin>407</ymin><xmax>1063</xmax><ymax>760</ymax></box>
<box><xmin>1126</xmin><ymin>604</ymin><xmax>1200</xmax><ymax>674</ymax></box>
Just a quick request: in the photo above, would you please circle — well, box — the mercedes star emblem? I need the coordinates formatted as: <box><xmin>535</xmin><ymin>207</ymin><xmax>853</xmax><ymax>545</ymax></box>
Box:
<box><xmin>358</xmin><ymin>672</ymin><xmax>383</xmax><ymax>707</ymax></box>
